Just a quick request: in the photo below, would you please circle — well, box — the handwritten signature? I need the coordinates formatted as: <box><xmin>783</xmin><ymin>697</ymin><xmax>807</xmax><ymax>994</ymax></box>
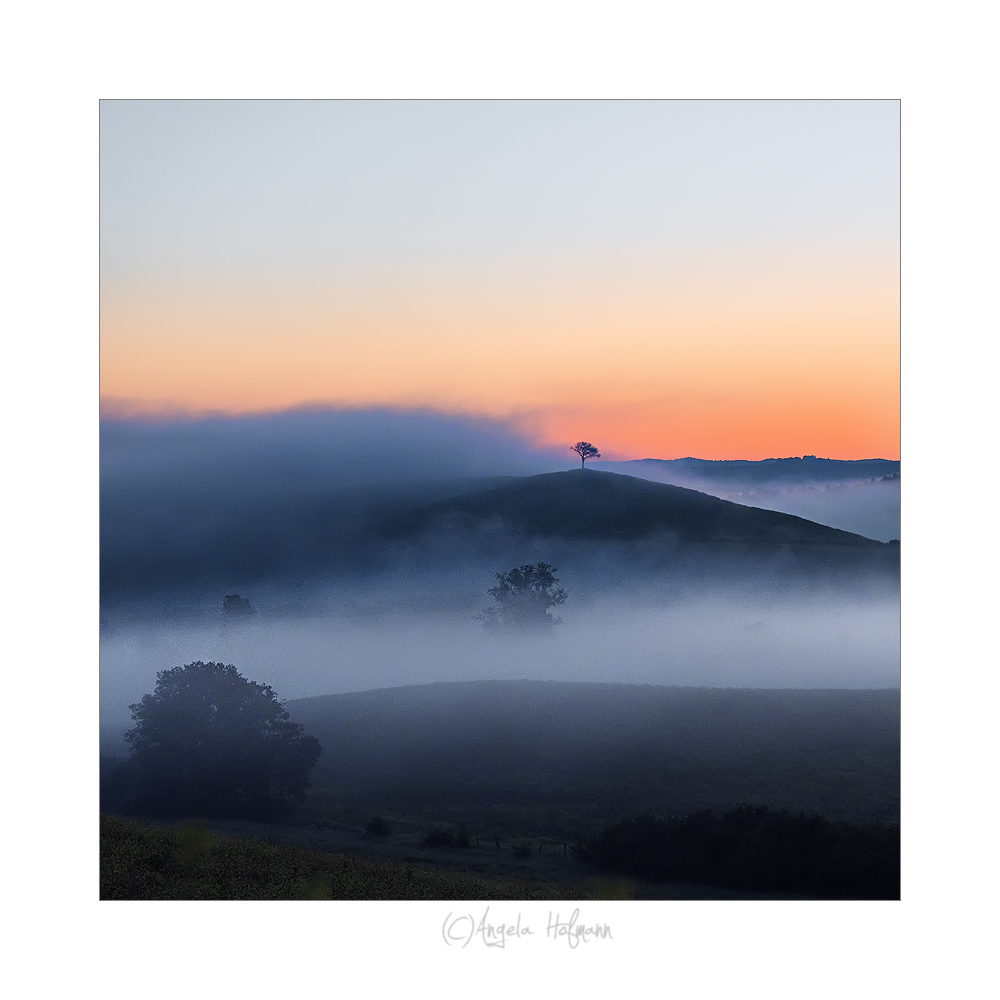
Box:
<box><xmin>442</xmin><ymin>907</ymin><xmax>613</xmax><ymax>949</ymax></box>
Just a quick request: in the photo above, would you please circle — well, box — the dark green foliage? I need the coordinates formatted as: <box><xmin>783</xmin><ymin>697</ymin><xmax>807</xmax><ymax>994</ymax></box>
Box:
<box><xmin>576</xmin><ymin>806</ymin><xmax>899</xmax><ymax>899</ymax></box>
<box><xmin>479</xmin><ymin>563</ymin><xmax>567</xmax><ymax>631</ymax></box>
<box><xmin>366</xmin><ymin>815</ymin><xmax>392</xmax><ymax>837</ymax></box>
<box><xmin>113</xmin><ymin>661</ymin><xmax>321</xmax><ymax>821</ymax></box>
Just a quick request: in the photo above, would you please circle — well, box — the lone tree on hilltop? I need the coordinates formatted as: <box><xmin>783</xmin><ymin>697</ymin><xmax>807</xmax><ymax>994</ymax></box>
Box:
<box><xmin>479</xmin><ymin>562</ymin><xmax>567</xmax><ymax>632</ymax></box>
<box><xmin>118</xmin><ymin>661</ymin><xmax>321</xmax><ymax>820</ymax></box>
<box><xmin>571</xmin><ymin>441</ymin><xmax>600</xmax><ymax>469</ymax></box>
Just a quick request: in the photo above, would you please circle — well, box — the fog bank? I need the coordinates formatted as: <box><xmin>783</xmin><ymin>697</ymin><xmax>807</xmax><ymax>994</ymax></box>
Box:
<box><xmin>594</xmin><ymin>459</ymin><xmax>900</xmax><ymax>541</ymax></box>
<box><xmin>100</xmin><ymin>590</ymin><xmax>900</xmax><ymax>733</ymax></box>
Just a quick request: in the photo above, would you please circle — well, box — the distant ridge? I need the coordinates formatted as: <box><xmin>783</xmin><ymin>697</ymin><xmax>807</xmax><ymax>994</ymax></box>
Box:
<box><xmin>412</xmin><ymin>470</ymin><xmax>884</xmax><ymax>547</ymax></box>
<box><xmin>593</xmin><ymin>456</ymin><xmax>899</xmax><ymax>486</ymax></box>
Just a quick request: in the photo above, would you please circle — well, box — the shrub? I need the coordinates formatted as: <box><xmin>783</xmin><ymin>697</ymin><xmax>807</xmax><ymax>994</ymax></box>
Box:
<box><xmin>576</xmin><ymin>806</ymin><xmax>899</xmax><ymax>899</ymax></box>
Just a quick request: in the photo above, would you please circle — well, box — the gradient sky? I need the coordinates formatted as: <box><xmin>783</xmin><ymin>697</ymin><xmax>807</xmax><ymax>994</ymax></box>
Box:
<box><xmin>100</xmin><ymin>100</ymin><xmax>899</xmax><ymax>460</ymax></box>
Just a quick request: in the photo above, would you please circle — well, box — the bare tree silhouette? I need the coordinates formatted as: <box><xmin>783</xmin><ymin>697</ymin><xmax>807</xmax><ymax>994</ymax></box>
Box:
<box><xmin>571</xmin><ymin>441</ymin><xmax>601</xmax><ymax>468</ymax></box>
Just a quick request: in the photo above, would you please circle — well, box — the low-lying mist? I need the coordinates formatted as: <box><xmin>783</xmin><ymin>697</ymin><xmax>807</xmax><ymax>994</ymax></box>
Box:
<box><xmin>102</xmin><ymin>412</ymin><xmax>901</xmax><ymax>608</ymax></box>
<box><xmin>100</xmin><ymin>408</ymin><xmax>900</xmax><ymax>741</ymax></box>
<box><xmin>100</xmin><ymin>585</ymin><xmax>900</xmax><ymax>734</ymax></box>
<box><xmin>662</xmin><ymin>478</ymin><xmax>900</xmax><ymax>542</ymax></box>
<box><xmin>593</xmin><ymin>459</ymin><xmax>900</xmax><ymax>541</ymax></box>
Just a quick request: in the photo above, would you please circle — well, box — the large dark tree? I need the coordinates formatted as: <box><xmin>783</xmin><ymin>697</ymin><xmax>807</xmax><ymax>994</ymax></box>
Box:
<box><xmin>571</xmin><ymin>441</ymin><xmax>600</xmax><ymax>468</ymax></box>
<box><xmin>119</xmin><ymin>661</ymin><xmax>321</xmax><ymax>820</ymax></box>
<box><xmin>479</xmin><ymin>562</ymin><xmax>567</xmax><ymax>631</ymax></box>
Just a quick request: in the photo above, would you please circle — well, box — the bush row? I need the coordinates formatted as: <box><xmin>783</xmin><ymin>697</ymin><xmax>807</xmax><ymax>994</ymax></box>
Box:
<box><xmin>575</xmin><ymin>805</ymin><xmax>899</xmax><ymax>899</ymax></box>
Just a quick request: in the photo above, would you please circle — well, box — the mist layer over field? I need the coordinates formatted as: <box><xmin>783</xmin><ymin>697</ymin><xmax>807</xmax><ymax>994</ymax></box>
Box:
<box><xmin>594</xmin><ymin>458</ymin><xmax>900</xmax><ymax>541</ymax></box>
<box><xmin>100</xmin><ymin>586</ymin><xmax>900</xmax><ymax>731</ymax></box>
<box><xmin>100</xmin><ymin>408</ymin><xmax>899</xmax><ymax>735</ymax></box>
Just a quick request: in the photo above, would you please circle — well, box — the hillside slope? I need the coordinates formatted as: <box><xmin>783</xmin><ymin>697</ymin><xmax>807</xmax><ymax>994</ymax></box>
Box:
<box><xmin>288</xmin><ymin>680</ymin><xmax>900</xmax><ymax>832</ymax></box>
<box><xmin>410</xmin><ymin>469</ymin><xmax>886</xmax><ymax>547</ymax></box>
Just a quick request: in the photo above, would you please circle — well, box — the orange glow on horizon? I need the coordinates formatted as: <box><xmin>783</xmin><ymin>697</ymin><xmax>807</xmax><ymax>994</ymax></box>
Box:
<box><xmin>100</xmin><ymin>267</ymin><xmax>899</xmax><ymax>461</ymax></box>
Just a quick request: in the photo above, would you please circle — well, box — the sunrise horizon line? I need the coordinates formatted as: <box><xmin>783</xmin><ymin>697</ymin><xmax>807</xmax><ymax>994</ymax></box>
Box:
<box><xmin>98</xmin><ymin>397</ymin><xmax>899</xmax><ymax>464</ymax></box>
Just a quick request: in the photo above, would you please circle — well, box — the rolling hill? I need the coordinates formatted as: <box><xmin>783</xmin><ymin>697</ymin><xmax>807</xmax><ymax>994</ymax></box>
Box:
<box><xmin>287</xmin><ymin>680</ymin><xmax>900</xmax><ymax>834</ymax></box>
<box><xmin>100</xmin><ymin>468</ymin><xmax>897</xmax><ymax>610</ymax></box>
<box><xmin>408</xmin><ymin>469</ymin><xmax>887</xmax><ymax>547</ymax></box>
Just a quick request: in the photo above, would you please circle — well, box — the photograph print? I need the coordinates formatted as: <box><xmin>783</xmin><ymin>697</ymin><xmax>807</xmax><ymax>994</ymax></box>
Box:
<box><xmin>99</xmin><ymin>99</ymin><xmax>900</xmax><ymax>901</ymax></box>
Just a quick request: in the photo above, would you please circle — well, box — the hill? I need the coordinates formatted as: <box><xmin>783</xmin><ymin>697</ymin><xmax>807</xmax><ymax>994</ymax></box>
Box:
<box><xmin>288</xmin><ymin>680</ymin><xmax>900</xmax><ymax>836</ymax></box>
<box><xmin>100</xmin><ymin>467</ymin><xmax>897</xmax><ymax>613</ymax></box>
<box><xmin>586</xmin><ymin>459</ymin><xmax>901</xmax><ymax>542</ymax></box>
<box><xmin>594</xmin><ymin>456</ymin><xmax>900</xmax><ymax>486</ymax></box>
<box><xmin>409</xmin><ymin>469</ymin><xmax>887</xmax><ymax>547</ymax></box>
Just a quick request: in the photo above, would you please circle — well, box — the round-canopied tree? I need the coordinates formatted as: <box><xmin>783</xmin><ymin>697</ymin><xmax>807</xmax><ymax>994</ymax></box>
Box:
<box><xmin>479</xmin><ymin>562</ymin><xmax>568</xmax><ymax>632</ymax></box>
<box><xmin>121</xmin><ymin>661</ymin><xmax>321</xmax><ymax>820</ymax></box>
<box><xmin>571</xmin><ymin>441</ymin><xmax>600</xmax><ymax>468</ymax></box>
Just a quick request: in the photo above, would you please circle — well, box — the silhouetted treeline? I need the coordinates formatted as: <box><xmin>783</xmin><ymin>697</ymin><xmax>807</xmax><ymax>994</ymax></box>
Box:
<box><xmin>576</xmin><ymin>806</ymin><xmax>899</xmax><ymax>899</ymax></box>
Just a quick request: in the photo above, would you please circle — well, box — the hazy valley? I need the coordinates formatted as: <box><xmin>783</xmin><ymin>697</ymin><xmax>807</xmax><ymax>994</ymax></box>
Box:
<box><xmin>100</xmin><ymin>410</ymin><xmax>900</xmax><ymax>899</ymax></box>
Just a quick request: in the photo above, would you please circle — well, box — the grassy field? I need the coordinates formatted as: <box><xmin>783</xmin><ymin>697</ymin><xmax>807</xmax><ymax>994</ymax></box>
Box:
<box><xmin>102</xmin><ymin>682</ymin><xmax>899</xmax><ymax>900</ymax></box>
<box><xmin>101</xmin><ymin>814</ymin><xmax>818</xmax><ymax>900</ymax></box>
<box><xmin>100</xmin><ymin>815</ymin><xmax>595</xmax><ymax>900</ymax></box>
<box><xmin>288</xmin><ymin>682</ymin><xmax>900</xmax><ymax>840</ymax></box>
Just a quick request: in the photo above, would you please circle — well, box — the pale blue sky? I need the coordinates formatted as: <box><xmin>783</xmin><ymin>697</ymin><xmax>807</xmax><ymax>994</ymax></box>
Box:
<box><xmin>101</xmin><ymin>99</ymin><xmax>900</xmax><ymax>288</ymax></box>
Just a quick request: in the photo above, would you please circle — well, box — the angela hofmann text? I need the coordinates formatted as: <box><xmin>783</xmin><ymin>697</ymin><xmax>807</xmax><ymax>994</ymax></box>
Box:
<box><xmin>546</xmin><ymin>909</ymin><xmax>614</xmax><ymax>948</ymax></box>
<box><xmin>441</xmin><ymin>907</ymin><xmax>613</xmax><ymax>950</ymax></box>
<box><xmin>442</xmin><ymin>908</ymin><xmax>534</xmax><ymax>949</ymax></box>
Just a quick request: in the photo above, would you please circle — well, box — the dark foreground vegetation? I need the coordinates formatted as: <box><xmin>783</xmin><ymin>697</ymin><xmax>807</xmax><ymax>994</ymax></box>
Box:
<box><xmin>101</xmin><ymin>815</ymin><xmax>589</xmax><ymax>900</ymax></box>
<box><xmin>576</xmin><ymin>807</ymin><xmax>899</xmax><ymax>899</ymax></box>
<box><xmin>104</xmin><ymin>661</ymin><xmax>321</xmax><ymax>821</ymax></box>
<box><xmin>101</xmin><ymin>681</ymin><xmax>899</xmax><ymax>900</ymax></box>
